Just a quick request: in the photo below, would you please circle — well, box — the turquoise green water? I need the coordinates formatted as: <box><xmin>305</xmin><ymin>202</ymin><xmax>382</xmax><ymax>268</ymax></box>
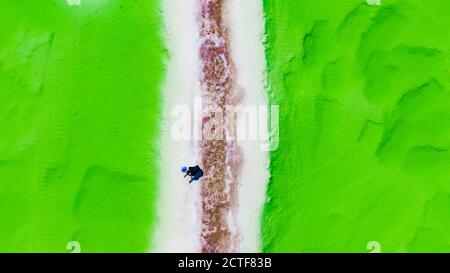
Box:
<box><xmin>0</xmin><ymin>0</ymin><xmax>165</xmax><ymax>252</ymax></box>
<box><xmin>262</xmin><ymin>0</ymin><xmax>450</xmax><ymax>252</ymax></box>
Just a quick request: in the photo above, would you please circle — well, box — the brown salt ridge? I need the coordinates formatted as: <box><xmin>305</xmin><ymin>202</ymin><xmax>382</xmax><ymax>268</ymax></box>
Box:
<box><xmin>198</xmin><ymin>0</ymin><xmax>242</xmax><ymax>253</ymax></box>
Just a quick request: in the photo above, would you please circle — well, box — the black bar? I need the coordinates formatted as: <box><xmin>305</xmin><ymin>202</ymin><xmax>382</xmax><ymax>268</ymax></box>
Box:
<box><xmin>1</xmin><ymin>253</ymin><xmax>447</xmax><ymax>272</ymax></box>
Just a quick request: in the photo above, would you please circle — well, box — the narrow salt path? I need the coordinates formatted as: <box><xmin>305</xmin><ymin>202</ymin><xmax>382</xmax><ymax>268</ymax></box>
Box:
<box><xmin>153</xmin><ymin>0</ymin><xmax>202</xmax><ymax>252</ymax></box>
<box><xmin>226</xmin><ymin>0</ymin><xmax>269</xmax><ymax>253</ymax></box>
<box><xmin>154</xmin><ymin>0</ymin><xmax>269</xmax><ymax>253</ymax></box>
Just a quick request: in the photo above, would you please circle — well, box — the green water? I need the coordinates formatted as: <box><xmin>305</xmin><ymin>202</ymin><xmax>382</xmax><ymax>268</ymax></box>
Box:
<box><xmin>0</xmin><ymin>0</ymin><xmax>165</xmax><ymax>252</ymax></box>
<box><xmin>262</xmin><ymin>0</ymin><xmax>450</xmax><ymax>252</ymax></box>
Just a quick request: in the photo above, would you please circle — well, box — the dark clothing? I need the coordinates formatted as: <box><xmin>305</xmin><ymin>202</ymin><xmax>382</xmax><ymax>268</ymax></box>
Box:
<box><xmin>187</xmin><ymin>166</ymin><xmax>201</xmax><ymax>176</ymax></box>
<box><xmin>191</xmin><ymin>169</ymin><xmax>204</xmax><ymax>181</ymax></box>
<box><xmin>185</xmin><ymin>165</ymin><xmax>204</xmax><ymax>183</ymax></box>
